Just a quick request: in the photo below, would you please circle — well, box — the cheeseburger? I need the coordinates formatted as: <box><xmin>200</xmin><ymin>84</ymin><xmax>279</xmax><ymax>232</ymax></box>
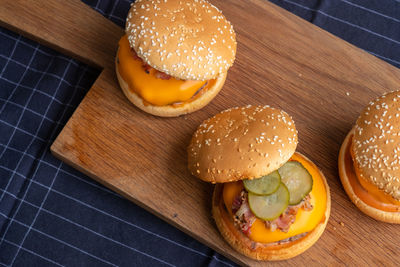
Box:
<box><xmin>116</xmin><ymin>0</ymin><xmax>236</xmax><ymax>117</ymax></box>
<box><xmin>188</xmin><ymin>105</ymin><xmax>331</xmax><ymax>261</ymax></box>
<box><xmin>339</xmin><ymin>91</ymin><xmax>400</xmax><ymax>223</ymax></box>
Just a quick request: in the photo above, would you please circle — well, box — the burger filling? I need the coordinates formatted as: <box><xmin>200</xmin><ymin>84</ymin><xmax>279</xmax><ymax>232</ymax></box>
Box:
<box><xmin>222</xmin><ymin>153</ymin><xmax>328</xmax><ymax>244</ymax></box>
<box><xmin>117</xmin><ymin>35</ymin><xmax>215</xmax><ymax>106</ymax></box>
<box><xmin>232</xmin><ymin>191</ymin><xmax>256</xmax><ymax>235</ymax></box>
<box><xmin>264</xmin><ymin>195</ymin><xmax>313</xmax><ymax>232</ymax></box>
<box><xmin>232</xmin><ymin>189</ymin><xmax>313</xmax><ymax>235</ymax></box>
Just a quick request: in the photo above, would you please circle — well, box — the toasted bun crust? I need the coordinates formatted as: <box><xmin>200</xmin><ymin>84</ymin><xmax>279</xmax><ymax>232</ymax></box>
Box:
<box><xmin>212</xmin><ymin>152</ymin><xmax>331</xmax><ymax>261</ymax></box>
<box><xmin>115</xmin><ymin>59</ymin><xmax>226</xmax><ymax>117</ymax></box>
<box><xmin>339</xmin><ymin>128</ymin><xmax>400</xmax><ymax>223</ymax></box>
<box><xmin>188</xmin><ymin>106</ymin><xmax>298</xmax><ymax>183</ymax></box>
<box><xmin>352</xmin><ymin>91</ymin><xmax>400</xmax><ymax>200</ymax></box>
<box><xmin>126</xmin><ymin>0</ymin><xmax>236</xmax><ymax>81</ymax></box>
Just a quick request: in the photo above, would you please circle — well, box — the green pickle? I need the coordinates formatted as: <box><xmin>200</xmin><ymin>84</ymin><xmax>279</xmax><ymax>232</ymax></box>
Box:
<box><xmin>248</xmin><ymin>183</ymin><xmax>289</xmax><ymax>221</ymax></box>
<box><xmin>243</xmin><ymin>170</ymin><xmax>281</xmax><ymax>195</ymax></box>
<box><xmin>278</xmin><ymin>161</ymin><xmax>313</xmax><ymax>205</ymax></box>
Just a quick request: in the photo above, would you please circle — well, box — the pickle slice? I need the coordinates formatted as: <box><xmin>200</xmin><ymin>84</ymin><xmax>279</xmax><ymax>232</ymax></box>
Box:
<box><xmin>248</xmin><ymin>183</ymin><xmax>289</xmax><ymax>221</ymax></box>
<box><xmin>278</xmin><ymin>161</ymin><xmax>313</xmax><ymax>205</ymax></box>
<box><xmin>243</xmin><ymin>171</ymin><xmax>281</xmax><ymax>195</ymax></box>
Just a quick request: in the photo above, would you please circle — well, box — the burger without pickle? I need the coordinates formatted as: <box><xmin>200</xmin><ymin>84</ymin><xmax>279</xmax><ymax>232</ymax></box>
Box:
<box><xmin>339</xmin><ymin>91</ymin><xmax>400</xmax><ymax>223</ymax></box>
<box><xmin>188</xmin><ymin>105</ymin><xmax>331</xmax><ymax>261</ymax></box>
<box><xmin>116</xmin><ymin>0</ymin><xmax>236</xmax><ymax>117</ymax></box>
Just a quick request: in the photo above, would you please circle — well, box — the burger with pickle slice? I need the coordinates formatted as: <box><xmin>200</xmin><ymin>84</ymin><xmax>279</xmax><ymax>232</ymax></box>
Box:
<box><xmin>188</xmin><ymin>105</ymin><xmax>331</xmax><ymax>261</ymax></box>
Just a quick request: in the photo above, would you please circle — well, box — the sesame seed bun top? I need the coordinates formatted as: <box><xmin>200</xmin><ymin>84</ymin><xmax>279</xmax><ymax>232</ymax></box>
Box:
<box><xmin>352</xmin><ymin>91</ymin><xmax>400</xmax><ymax>200</ymax></box>
<box><xmin>188</xmin><ymin>105</ymin><xmax>298</xmax><ymax>183</ymax></box>
<box><xmin>125</xmin><ymin>0</ymin><xmax>237</xmax><ymax>81</ymax></box>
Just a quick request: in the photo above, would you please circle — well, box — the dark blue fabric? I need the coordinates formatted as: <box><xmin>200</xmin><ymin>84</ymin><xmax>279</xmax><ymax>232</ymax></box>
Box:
<box><xmin>0</xmin><ymin>0</ymin><xmax>399</xmax><ymax>266</ymax></box>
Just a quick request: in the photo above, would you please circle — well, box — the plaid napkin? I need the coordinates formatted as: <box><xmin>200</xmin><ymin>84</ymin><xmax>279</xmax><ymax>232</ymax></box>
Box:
<box><xmin>1</xmin><ymin>0</ymin><xmax>399</xmax><ymax>266</ymax></box>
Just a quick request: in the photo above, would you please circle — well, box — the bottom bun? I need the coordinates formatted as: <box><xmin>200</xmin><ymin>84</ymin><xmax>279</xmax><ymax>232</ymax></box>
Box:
<box><xmin>338</xmin><ymin>128</ymin><xmax>400</xmax><ymax>223</ymax></box>
<box><xmin>115</xmin><ymin>57</ymin><xmax>227</xmax><ymax>117</ymax></box>
<box><xmin>212</xmin><ymin>153</ymin><xmax>331</xmax><ymax>261</ymax></box>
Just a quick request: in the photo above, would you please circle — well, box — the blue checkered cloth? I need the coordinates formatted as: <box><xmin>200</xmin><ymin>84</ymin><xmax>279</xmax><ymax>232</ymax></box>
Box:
<box><xmin>1</xmin><ymin>0</ymin><xmax>399</xmax><ymax>266</ymax></box>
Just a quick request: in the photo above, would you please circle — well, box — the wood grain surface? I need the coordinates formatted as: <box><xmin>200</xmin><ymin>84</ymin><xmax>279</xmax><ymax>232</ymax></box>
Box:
<box><xmin>2</xmin><ymin>0</ymin><xmax>400</xmax><ymax>265</ymax></box>
<box><xmin>0</xmin><ymin>0</ymin><xmax>121</xmax><ymax>69</ymax></box>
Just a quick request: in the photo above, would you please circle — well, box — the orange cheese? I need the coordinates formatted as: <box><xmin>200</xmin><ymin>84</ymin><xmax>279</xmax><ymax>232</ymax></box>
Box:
<box><xmin>117</xmin><ymin>35</ymin><xmax>206</xmax><ymax>106</ymax></box>
<box><xmin>223</xmin><ymin>153</ymin><xmax>327</xmax><ymax>243</ymax></box>
<box><xmin>346</xmin><ymin>135</ymin><xmax>400</xmax><ymax>211</ymax></box>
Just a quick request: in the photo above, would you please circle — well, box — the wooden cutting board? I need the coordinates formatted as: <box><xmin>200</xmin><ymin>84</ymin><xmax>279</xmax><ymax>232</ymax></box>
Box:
<box><xmin>2</xmin><ymin>0</ymin><xmax>400</xmax><ymax>265</ymax></box>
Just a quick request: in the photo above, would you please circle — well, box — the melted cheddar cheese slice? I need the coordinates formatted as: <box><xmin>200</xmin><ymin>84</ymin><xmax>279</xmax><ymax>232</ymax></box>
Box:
<box><xmin>346</xmin><ymin>134</ymin><xmax>400</xmax><ymax>211</ymax></box>
<box><xmin>223</xmin><ymin>153</ymin><xmax>327</xmax><ymax>243</ymax></box>
<box><xmin>117</xmin><ymin>35</ymin><xmax>206</xmax><ymax>106</ymax></box>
